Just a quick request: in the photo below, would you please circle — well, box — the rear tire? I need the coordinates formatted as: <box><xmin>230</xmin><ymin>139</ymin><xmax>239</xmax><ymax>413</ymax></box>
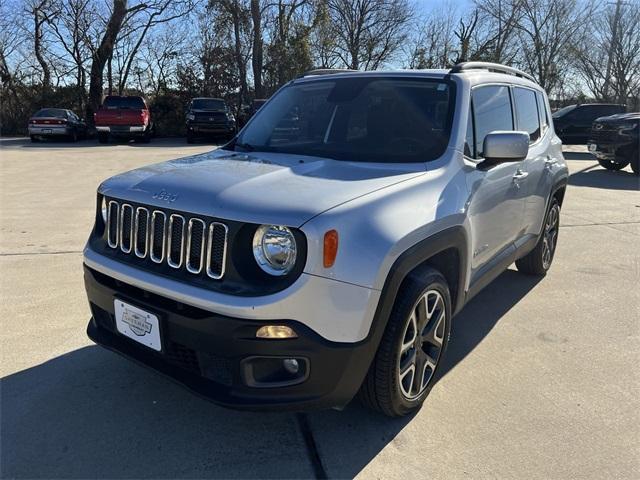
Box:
<box><xmin>69</xmin><ymin>130</ymin><xmax>78</xmax><ymax>142</ymax></box>
<box><xmin>30</xmin><ymin>135</ymin><xmax>40</xmax><ymax>143</ymax></box>
<box><xmin>597</xmin><ymin>158</ymin><xmax>628</xmax><ymax>171</ymax></box>
<box><xmin>98</xmin><ymin>133</ymin><xmax>109</xmax><ymax>144</ymax></box>
<box><xmin>186</xmin><ymin>132</ymin><xmax>195</xmax><ymax>144</ymax></box>
<box><xmin>359</xmin><ymin>266</ymin><xmax>451</xmax><ymax>417</ymax></box>
<box><xmin>516</xmin><ymin>198</ymin><xmax>560</xmax><ymax>276</ymax></box>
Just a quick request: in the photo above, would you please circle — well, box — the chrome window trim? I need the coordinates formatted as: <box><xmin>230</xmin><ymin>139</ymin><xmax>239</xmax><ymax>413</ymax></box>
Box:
<box><xmin>106</xmin><ymin>200</ymin><xmax>119</xmax><ymax>248</ymax></box>
<box><xmin>119</xmin><ymin>204</ymin><xmax>134</xmax><ymax>254</ymax></box>
<box><xmin>167</xmin><ymin>214</ymin><xmax>186</xmax><ymax>269</ymax></box>
<box><xmin>206</xmin><ymin>222</ymin><xmax>229</xmax><ymax>280</ymax></box>
<box><xmin>134</xmin><ymin>207</ymin><xmax>150</xmax><ymax>258</ymax></box>
<box><xmin>185</xmin><ymin>218</ymin><xmax>207</xmax><ymax>274</ymax></box>
<box><xmin>149</xmin><ymin>210</ymin><xmax>167</xmax><ymax>264</ymax></box>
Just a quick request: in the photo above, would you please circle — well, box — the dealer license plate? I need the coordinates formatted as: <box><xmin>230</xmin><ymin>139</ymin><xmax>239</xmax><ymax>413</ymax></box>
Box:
<box><xmin>114</xmin><ymin>300</ymin><xmax>162</xmax><ymax>351</ymax></box>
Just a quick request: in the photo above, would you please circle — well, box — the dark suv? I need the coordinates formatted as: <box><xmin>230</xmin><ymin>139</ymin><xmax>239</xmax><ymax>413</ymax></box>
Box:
<box><xmin>552</xmin><ymin>103</ymin><xmax>626</xmax><ymax>144</ymax></box>
<box><xmin>186</xmin><ymin>98</ymin><xmax>236</xmax><ymax>143</ymax></box>
<box><xmin>589</xmin><ymin>112</ymin><xmax>639</xmax><ymax>175</ymax></box>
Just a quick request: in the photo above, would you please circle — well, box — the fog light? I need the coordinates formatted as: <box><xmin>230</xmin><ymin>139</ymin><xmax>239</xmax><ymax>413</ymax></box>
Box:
<box><xmin>283</xmin><ymin>358</ymin><xmax>299</xmax><ymax>374</ymax></box>
<box><xmin>256</xmin><ymin>325</ymin><xmax>297</xmax><ymax>339</ymax></box>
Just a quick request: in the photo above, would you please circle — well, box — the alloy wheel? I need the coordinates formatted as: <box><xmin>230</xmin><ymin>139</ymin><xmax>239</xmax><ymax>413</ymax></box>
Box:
<box><xmin>398</xmin><ymin>290</ymin><xmax>446</xmax><ymax>400</ymax></box>
<box><xmin>542</xmin><ymin>203</ymin><xmax>560</xmax><ymax>270</ymax></box>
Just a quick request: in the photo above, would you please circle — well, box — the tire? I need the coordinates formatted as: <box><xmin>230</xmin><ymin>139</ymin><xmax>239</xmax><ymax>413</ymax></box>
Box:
<box><xmin>138</xmin><ymin>130</ymin><xmax>151</xmax><ymax>143</ymax></box>
<box><xmin>359</xmin><ymin>266</ymin><xmax>451</xmax><ymax>417</ymax></box>
<box><xmin>69</xmin><ymin>130</ymin><xmax>78</xmax><ymax>142</ymax></box>
<box><xmin>30</xmin><ymin>135</ymin><xmax>40</xmax><ymax>143</ymax></box>
<box><xmin>597</xmin><ymin>158</ymin><xmax>628</xmax><ymax>171</ymax></box>
<box><xmin>187</xmin><ymin>132</ymin><xmax>195</xmax><ymax>144</ymax></box>
<box><xmin>630</xmin><ymin>149</ymin><xmax>639</xmax><ymax>175</ymax></box>
<box><xmin>516</xmin><ymin>198</ymin><xmax>560</xmax><ymax>276</ymax></box>
<box><xmin>98</xmin><ymin>133</ymin><xmax>109</xmax><ymax>144</ymax></box>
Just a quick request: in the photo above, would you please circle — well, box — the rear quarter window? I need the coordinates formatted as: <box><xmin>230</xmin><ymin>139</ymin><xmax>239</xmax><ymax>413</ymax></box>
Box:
<box><xmin>513</xmin><ymin>87</ymin><xmax>540</xmax><ymax>143</ymax></box>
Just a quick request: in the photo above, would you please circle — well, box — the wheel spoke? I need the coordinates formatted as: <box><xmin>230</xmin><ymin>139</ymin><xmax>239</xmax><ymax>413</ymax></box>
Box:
<box><xmin>415</xmin><ymin>295</ymin><xmax>428</xmax><ymax>330</ymax></box>
<box><xmin>401</xmin><ymin>313</ymin><xmax>417</xmax><ymax>353</ymax></box>
<box><xmin>422</xmin><ymin>308</ymin><xmax>445</xmax><ymax>346</ymax></box>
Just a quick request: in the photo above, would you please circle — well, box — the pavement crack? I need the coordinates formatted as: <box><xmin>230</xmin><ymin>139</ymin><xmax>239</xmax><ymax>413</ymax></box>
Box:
<box><xmin>296</xmin><ymin>413</ymin><xmax>328</xmax><ymax>479</ymax></box>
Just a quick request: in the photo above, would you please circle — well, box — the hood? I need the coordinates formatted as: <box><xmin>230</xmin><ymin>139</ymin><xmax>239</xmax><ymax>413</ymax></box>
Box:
<box><xmin>595</xmin><ymin>112</ymin><xmax>640</xmax><ymax>123</ymax></box>
<box><xmin>98</xmin><ymin>149</ymin><xmax>427</xmax><ymax>226</ymax></box>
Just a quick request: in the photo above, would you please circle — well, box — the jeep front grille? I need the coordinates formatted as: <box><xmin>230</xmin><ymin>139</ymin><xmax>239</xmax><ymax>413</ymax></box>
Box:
<box><xmin>105</xmin><ymin>200</ymin><xmax>228</xmax><ymax>280</ymax></box>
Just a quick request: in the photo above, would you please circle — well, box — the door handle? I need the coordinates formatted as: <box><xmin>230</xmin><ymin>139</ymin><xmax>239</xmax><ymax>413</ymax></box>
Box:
<box><xmin>513</xmin><ymin>169</ymin><xmax>529</xmax><ymax>180</ymax></box>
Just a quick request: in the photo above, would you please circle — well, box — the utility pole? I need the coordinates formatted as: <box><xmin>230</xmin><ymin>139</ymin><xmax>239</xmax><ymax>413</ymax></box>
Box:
<box><xmin>602</xmin><ymin>0</ymin><xmax>622</xmax><ymax>101</ymax></box>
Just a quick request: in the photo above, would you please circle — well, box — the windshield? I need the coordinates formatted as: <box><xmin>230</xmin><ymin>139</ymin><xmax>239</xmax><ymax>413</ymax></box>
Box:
<box><xmin>231</xmin><ymin>77</ymin><xmax>455</xmax><ymax>163</ymax></box>
<box><xmin>103</xmin><ymin>96</ymin><xmax>145</xmax><ymax>109</ymax></box>
<box><xmin>34</xmin><ymin>108</ymin><xmax>66</xmax><ymax>118</ymax></box>
<box><xmin>192</xmin><ymin>99</ymin><xmax>227</xmax><ymax>110</ymax></box>
<box><xmin>552</xmin><ymin>105</ymin><xmax>576</xmax><ymax>118</ymax></box>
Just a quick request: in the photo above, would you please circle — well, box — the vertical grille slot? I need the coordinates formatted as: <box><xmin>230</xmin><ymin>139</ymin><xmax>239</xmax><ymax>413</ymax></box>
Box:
<box><xmin>107</xmin><ymin>201</ymin><xmax>119</xmax><ymax>248</ymax></box>
<box><xmin>167</xmin><ymin>214</ymin><xmax>186</xmax><ymax>268</ymax></box>
<box><xmin>186</xmin><ymin>218</ymin><xmax>206</xmax><ymax>274</ymax></box>
<box><xmin>206</xmin><ymin>222</ymin><xmax>228</xmax><ymax>279</ymax></box>
<box><xmin>119</xmin><ymin>204</ymin><xmax>134</xmax><ymax>253</ymax></box>
<box><xmin>150</xmin><ymin>211</ymin><xmax>166</xmax><ymax>263</ymax></box>
<box><xmin>134</xmin><ymin>207</ymin><xmax>150</xmax><ymax>258</ymax></box>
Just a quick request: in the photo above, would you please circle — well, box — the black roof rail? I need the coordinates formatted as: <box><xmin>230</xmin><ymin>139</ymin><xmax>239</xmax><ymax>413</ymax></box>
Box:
<box><xmin>296</xmin><ymin>68</ymin><xmax>359</xmax><ymax>79</ymax></box>
<box><xmin>450</xmin><ymin>62</ymin><xmax>537</xmax><ymax>84</ymax></box>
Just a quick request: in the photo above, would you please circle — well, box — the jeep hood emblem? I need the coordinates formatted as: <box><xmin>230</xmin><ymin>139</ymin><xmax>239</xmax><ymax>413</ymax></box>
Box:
<box><xmin>152</xmin><ymin>189</ymin><xmax>178</xmax><ymax>203</ymax></box>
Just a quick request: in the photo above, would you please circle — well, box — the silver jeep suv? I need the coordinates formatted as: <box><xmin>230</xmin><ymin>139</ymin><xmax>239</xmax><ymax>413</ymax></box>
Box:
<box><xmin>84</xmin><ymin>62</ymin><xmax>568</xmax><ymax>417</ymax></box>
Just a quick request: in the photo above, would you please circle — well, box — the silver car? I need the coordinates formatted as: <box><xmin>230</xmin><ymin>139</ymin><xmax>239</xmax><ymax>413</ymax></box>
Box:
<box><xmin>83</xmin><ymin>62</ymin><xmax>568</xmax><ymax>417</ymax></box>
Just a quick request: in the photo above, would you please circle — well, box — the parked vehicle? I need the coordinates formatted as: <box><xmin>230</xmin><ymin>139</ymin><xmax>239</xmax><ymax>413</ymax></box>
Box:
<box><xmin>552</xmin><ymin>103</ymin><xmax>626</xmax><ymax>144</ymax></box>
<box><xmin>94</xmin><ymin>95</ymin><xmax>153</xmax><ymax>144</ymax></box>
<box><xmin>28</xmin><ymin>108</ymin><xmax>87</xmax><ymax>142</ymax></box>
<box><xmin>186</xmin><ymin>97</ymin><xmax>236</xmax><ymax>143</ymax></box>
<box><xmin>84</xmin><ymin>62</ymin><xmax>568</xmax><ymax>417</ymax></box>
<box><xmin>588</xmin><ymin>113</ymin><xmax>639</xmax><ymax>175</ymax></box>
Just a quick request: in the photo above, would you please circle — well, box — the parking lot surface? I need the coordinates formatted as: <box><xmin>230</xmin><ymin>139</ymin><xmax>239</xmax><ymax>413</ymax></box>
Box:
<box><xmin>1</xmin><ymin>137</ymin><xmax>639</xmax><ymax>479</ymax></box>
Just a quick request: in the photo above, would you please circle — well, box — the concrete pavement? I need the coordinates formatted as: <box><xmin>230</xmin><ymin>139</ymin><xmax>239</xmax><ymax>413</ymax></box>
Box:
<box><xmin>1</xmin><ymin>138</ymin><xmax>638</xmax><ymax>478</ymax></box>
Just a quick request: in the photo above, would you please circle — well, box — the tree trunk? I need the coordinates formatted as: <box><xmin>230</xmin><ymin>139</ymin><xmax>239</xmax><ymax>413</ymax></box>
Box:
<box><xmin>33</xmin><ymin>8</ymin><xmax>51</xmax><ymax>96</ymax></box>
<box><xmin>87</xmin><ymin>0</ymin><xmax>128</xmax><ymax>125</ymax></box>
<box><xmin>251</xmin><ymin>0</ymin><xmax>263</xmax><ymax>98</ymax></box>
<box><xmin>230</xmin><ymin>1</ymin><xmax>248</xmax><ymax>114</ymax></box>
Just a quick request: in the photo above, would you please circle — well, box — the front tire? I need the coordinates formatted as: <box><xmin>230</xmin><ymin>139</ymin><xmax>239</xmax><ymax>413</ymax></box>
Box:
<box><xmin>516</xmin><ymin>198</ymin><xmax>560</xmax><ymax>275</ymax></box>
<box><xmin>359</xmin><ymin>266</ymin><xmax>451</xmax><ymax>417</ymax></box>
<box><xmin>597</xmin><ymin>158</ymin><xmax>628</xmax><ymax>171</ymax></box>
<box><xmin>98</xmin><ymin>133</ymin><xmax>109</xmax><ymax>144</ymax></box>
<box><xmin>630</xmin><ymin>149</ymin><xmax>639</xmax><ymax>175</ymax></box>
<box><xmin>30</xmin><ymin>135</ymin><xmax>40</xmax><ymax>143</ymax></box>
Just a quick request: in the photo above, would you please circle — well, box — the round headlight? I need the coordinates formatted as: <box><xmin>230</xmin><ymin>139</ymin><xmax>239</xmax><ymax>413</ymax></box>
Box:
<box><xmin>252</xmin><ymin>225</ymin><xmax>297</xmax><ymax>276</ymax></box>
<box><xmin>101</xmin><ymin>197</ymin><xmax>107</xmax><ymax>223</ymax></box>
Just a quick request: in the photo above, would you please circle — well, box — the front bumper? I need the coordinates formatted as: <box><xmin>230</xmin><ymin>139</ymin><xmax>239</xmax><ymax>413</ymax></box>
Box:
<box><xmin>96</xmin><ymin>125</ymin><xmax>147</xmax><ymax>136</ymax></box>
<box><xmin>187</xmin><ymin>122</ymin><xmax>235</xmax><ymax>134</ymax></box>
<box><xmin>588</xmin><ymin>141</ymin><xmax>636</xmax><ymax>162</ymax></box>
<box><xmin>84</xmin><ymin>265</ymin><xmax>375</xmax><ymax>410</ymax></box>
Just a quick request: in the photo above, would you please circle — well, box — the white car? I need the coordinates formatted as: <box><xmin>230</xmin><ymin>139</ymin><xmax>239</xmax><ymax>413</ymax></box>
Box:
<box><xmin>84</xmin><ymin>62</ymin><xmax>568</xmax><ymax>416</ymax></box>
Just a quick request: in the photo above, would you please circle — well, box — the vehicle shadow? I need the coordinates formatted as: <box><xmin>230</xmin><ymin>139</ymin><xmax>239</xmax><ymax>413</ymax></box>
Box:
<box><xmin>569</xmin><ymin>166</ymin><xmax>639</xmax><ymax>191</ymax></box>
<box><xmin>300</xmin><ymin>268</ymin><xmax>543</xmax><ymax>478</ymax></box>
<box><xmin>1</xmin><ymin>269</ymin><xmax>541</xmax><ymax>479</ymax></box>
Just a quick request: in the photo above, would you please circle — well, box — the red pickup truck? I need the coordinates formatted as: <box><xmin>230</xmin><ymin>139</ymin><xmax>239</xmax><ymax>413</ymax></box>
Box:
<box><xmin>94</xmin><ymin>95</ymin><xmax>153</xmax><ymax>143</ymax></box>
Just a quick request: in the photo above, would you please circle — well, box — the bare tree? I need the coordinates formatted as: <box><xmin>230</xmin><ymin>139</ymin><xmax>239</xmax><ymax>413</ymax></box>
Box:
<box><xmin>250</xmin><ymin>0</ymin><xmax>264</xmax><ymax>97</ymax></box>
<box><xmin>515</xmin><ymin>0</ymin><xmax>591</xmax><ymax>93</ymax></box>
<box><xmin>475</xmin><ymin>0</ymin><xmax>522</xmax><ymax>64</ymax></box>
<box><xmin>25</xmin><ymin>0</ymin><xmax>58</xmax><ymax>94</ymax></box>
<box><xmin>327</xmin><ymin>0</ymin><xmax>412</xmax><ymax>70</ymax></box>
<box><xmin>87</xmin><ymin>0</ymin><xmax>129</xmax><ymax>123</ymax></box>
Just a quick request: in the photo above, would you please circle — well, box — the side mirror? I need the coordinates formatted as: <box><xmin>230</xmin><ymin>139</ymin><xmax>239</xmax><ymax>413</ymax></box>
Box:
<box><xmin>482</xmin><ymin>131</ymin><xmax>529</xmax><ymax>164</ymax></box>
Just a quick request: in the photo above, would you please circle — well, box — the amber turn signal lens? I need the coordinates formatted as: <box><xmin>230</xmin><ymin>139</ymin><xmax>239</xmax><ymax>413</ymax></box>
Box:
<box><xmin>323</xmin><ymin>229</ymin><xmax>339</xmax><ymax>268</ymax></box>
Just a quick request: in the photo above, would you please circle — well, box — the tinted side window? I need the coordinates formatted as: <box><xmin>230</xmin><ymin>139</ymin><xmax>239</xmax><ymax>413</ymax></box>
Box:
<box><xmin>536</xmin><ymin>91</ymin><xmax>549</xmax><ymax>134</ymax></box>
<box><xmin>472</xmin><ymin>85</ymin><xmax>514</xmax><ymax>157</ymax></box>
<box><xmin>513</xmin><ymin>87</ymin><xmax>540</xmax><ymax>143</ymax></box>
